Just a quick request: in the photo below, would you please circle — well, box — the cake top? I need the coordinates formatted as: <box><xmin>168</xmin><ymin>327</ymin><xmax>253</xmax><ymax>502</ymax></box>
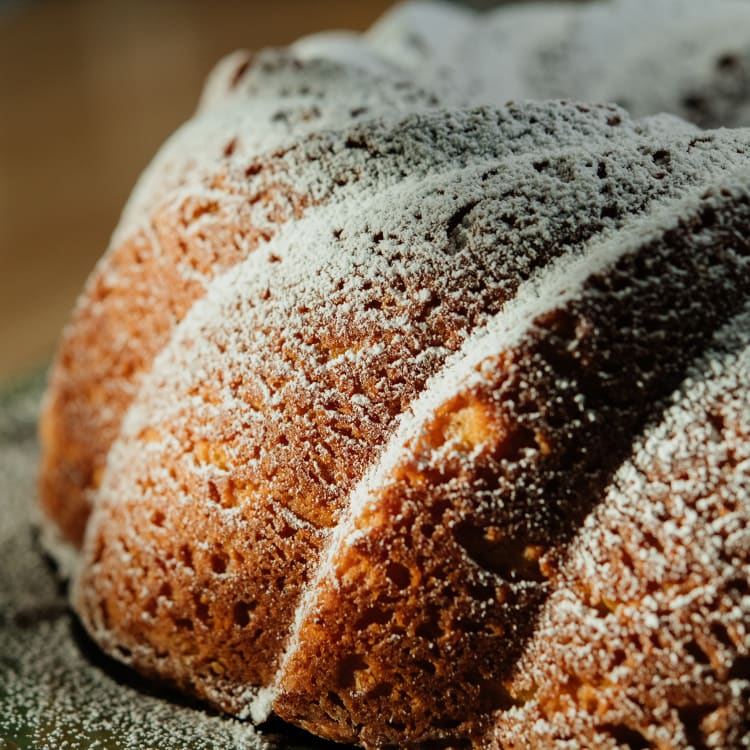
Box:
<box><xmin>297</xmin><ymin>0</ymin><xmax>750</xmax><ymax>128</ymax></box>
<box><xmin>109</xmin><ymin>0</ymin><xmax>750</xmax><ymax>270</ymax></box>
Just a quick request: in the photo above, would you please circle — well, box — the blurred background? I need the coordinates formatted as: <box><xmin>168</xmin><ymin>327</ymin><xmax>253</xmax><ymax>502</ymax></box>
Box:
<box><xmin>0</xmin><ymin>0</ymin><xmax>512</xmax><ymax>385</ymax></box>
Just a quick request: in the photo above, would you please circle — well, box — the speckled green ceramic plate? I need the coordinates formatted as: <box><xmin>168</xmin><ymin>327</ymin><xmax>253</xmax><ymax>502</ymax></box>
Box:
<box><xmin>0</xmin><ymin>373</ymin><xmax>339</xmax><ymax>750</ymax></box>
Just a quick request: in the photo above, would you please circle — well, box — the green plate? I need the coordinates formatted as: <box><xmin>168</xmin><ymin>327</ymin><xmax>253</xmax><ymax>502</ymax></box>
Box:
<box><xmin>0</xmin><ymin>373</ymin><xmax>340</xmax><ymax>750</ymax></box>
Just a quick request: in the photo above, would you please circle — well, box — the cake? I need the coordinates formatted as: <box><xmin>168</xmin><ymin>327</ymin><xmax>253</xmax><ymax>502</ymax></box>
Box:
<box><xmin>38</xmin><ymin>2</ymin><xmax>750</xmax><ymax>748</ymax></box>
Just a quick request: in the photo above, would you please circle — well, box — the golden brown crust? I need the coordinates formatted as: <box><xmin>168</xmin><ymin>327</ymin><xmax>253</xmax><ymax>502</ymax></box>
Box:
<box><xmin>38</xmin><ymin>47</ymin><xmax>450</xmax><ymax>547</ymax></box>
<box><xmin>39</xmin><ymin>163</ymin><xmax>311</xmax><ymax>546</ymax></box>
<box><xmin>273</xmin><ymin>186</ymin><xmax>750</xmax><ymax>748</ymax></box>
<box><xmin>491</xmin><ymin>347</ymin><xmax>750</xmax><ymax>750</ymax></box>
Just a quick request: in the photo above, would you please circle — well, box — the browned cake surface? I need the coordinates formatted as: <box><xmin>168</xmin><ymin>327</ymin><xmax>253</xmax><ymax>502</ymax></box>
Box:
<box><xmin>38</xmin><ymin>50</ymin><xmax>447</xmax><ymax>547</ymax></box>
<box><xmin>70</xmin><ymin>94</ymin><xmax>750</xmax><ymax>738</ymax></box>
<box><xmin>273</xmin><ymin>184</ymin><xmax>750</xmax><ymax>748</ymax></box>
<box><xmin>492</xmin><ymin>331</ymin><xmax>750</xmax><ymax>748</ymax></box>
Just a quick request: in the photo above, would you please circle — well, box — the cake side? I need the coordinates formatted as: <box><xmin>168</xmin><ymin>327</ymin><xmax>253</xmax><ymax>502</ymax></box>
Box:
<box><xmin>271</xmin><ymin>181</ymin><xmax>750</xmax><ymax>747</ymax></box>
<box><xmin>492</xmin><ymin>309</ymin><xmax>750</xmax><ymax>749</ymax></box>
<box><xmin>75</xmin><ymin>100</ymin><xmax>702</xmax><ymax>716</ymax></box>
<box><xmin>37</xmin><ymin>50</ymin><xmax>449</xmax><ymax>549</ymax></box>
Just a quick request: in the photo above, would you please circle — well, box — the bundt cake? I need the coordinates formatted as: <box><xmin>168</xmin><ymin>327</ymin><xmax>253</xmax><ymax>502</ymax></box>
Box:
<box><xmin>38</xmin><ymin>1</ymin><xmax>750</xmax><ymax>748</ymax></box>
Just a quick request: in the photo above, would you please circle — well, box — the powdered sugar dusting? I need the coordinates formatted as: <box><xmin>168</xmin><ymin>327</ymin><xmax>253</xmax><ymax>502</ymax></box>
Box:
<box><xmin>113</xmin><ymin>49</ymin><xmax>447</xmax><ymax>250</ymax></box>
<box><xmin>67</xmin><ymin>83</ymin><xmax>750</xmax><ymax>742</ymax></box>
<box><xmin>72</xmin><ymin>96</ymin><xmax>750</xmax><ymax>725</ymax></box>
<box><xmin>492</xmin><ymin>308</ymin><xmax>750</xmax><ymax>748</ymax></box>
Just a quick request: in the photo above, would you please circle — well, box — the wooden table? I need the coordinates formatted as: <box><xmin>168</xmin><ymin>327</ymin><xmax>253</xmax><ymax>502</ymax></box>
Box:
<box><xmin>0</xmin><ymin>0</ymin><xmax>395</xmax><ymax>383</ymax></box>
